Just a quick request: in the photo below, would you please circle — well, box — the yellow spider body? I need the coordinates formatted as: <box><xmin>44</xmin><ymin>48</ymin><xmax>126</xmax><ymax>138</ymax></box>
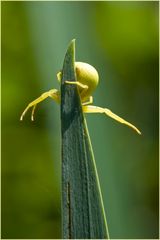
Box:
<box><xmin>74</xmin><ymin>62</ymin><xmax>99</xmax><ymax>102</ymax></box>
<box><xmin>57</xmin><ymin>62</ymin><xmax>99</xmax><ymax>103</ymax></box>
<box><xmin>20</xmin><ymin>62</ymin><xmax>141</xmax><ymax>135</ymax></box>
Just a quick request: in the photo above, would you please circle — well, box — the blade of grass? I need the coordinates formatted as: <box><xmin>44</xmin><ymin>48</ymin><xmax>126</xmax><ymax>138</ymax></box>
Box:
<box><xmin>61</xmin><ymin>39</ymin><xmax>109</xmax><ymax>239</ymax></box>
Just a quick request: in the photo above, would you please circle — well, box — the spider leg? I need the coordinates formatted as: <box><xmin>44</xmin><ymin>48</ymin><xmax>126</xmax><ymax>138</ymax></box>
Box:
<box><xmin>20</xmin><ymin>89</ymin><xmax>60</xmax><ymax>121</ymax></box>
<box><xmin>83</xmin><ymin>105</ymin><xmax>141</xmax><ymax>135</ymax></box>
<box><xmin>82</xmin><ymin>96</ymin><xmax>93</xmax><ymax>106</ymax></box>
<box><xmin>65</xmin><ymin>81</ymin><xmax>89</xmax><ymax>99</ymax></box>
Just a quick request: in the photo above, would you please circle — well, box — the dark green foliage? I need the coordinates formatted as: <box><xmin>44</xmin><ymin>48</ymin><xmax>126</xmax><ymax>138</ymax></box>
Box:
<box><xmin>61</xmin><ymin>40</ymin><xmax>109</xmax><ymax>239</ymax></box>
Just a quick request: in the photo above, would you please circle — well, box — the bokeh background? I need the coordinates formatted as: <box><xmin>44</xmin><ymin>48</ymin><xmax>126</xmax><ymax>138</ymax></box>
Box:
<box><xmin>2</xmin><ymin>1</ymin><xmax>159</xmax><ymax>239</ymax></box>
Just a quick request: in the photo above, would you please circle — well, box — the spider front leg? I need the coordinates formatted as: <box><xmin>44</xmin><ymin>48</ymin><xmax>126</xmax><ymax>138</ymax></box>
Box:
<box><xmin>83</xmin><ymin>105</ymin><xmax>141</xmax><ymax>135</ymax></box>
<box><xmin>20</xmin><ymin>89</ymin><xmax>60</xmax><ymax>121</ymax></box>
<box><xmin>82</xmin><ymin>96</ymin><xmax>93</xmax><ymax>106</ymax></box>
<box><xmin>65</xmin><ymin>81</ymin><xmax>88</xmax><ymax>98</ymax></box>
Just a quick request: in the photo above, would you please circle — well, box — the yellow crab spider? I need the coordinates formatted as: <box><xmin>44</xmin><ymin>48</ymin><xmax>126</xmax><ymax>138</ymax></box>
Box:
<box><xmin>20</xmin><ymin>62</ymin><xmax>141</xmax><ymax>135</ymax></box>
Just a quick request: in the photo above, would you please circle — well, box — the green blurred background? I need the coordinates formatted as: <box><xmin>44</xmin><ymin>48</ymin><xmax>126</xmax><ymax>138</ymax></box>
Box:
<box><xmin>2</xmin><ymin>1</ymin><xmax>159</xmax><ymax>239</ymax></box>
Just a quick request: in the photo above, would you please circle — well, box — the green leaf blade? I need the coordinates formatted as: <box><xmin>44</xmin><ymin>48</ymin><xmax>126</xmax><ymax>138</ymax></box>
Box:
<box><xmin>61</xmin><ymin>40</ymin><xmax>109</xmax><ymax>239</ymax></box>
